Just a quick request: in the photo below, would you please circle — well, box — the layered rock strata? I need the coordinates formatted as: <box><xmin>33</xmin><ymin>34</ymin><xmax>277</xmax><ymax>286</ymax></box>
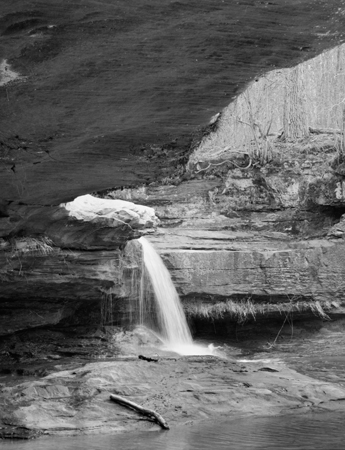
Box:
<box><xmin>0</xmin><ymin>197</ymin><xmax>157</xmax><ymax>335</ymax></box>
<box><xmin>110</xmin><ymin>128</ymin><xmax>345</xmax><ymax>319</ymax></box>
<box><xmin>3</xmin><ymin>36</ymin><xmax>345</xmax><ymax>335</ymax></box>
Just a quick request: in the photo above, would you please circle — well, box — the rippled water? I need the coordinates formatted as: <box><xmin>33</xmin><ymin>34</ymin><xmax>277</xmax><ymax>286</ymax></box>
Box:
<box><xmin>2</xmin><ymin>412</ymin><xmax>345</xmax><ymax>450</ymax></box>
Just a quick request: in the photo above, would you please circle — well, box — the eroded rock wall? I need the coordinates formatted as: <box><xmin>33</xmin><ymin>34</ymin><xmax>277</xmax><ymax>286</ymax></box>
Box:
<box><xmin>107</xmin><ymin>43</ymin><xmax>345</xmax><ymax>316</ymax></box>
<box><xmin>4</xmin><ymin>30</ymin><xmax>345</xmax><ymax>336</ymax></box>
<box><xmin>0</xmin><ymin>197</ymin><xmax>157</xmax><ymax>335</ymax></box>
<box><xmin>0</xmin><ymin>239</ymin><xmax>144</xmax><ymax>336</ymax></box>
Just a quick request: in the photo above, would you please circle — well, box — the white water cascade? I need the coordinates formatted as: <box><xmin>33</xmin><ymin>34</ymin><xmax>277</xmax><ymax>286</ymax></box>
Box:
<box><xmin>138</xmin><ymin>237</ymin><xmax>192</xmax><ymax>346</ymax></box>
<box><xmin>138</xmin><ymin>237</ymin><xmax>217</xmax><ymax>356</ymax></box>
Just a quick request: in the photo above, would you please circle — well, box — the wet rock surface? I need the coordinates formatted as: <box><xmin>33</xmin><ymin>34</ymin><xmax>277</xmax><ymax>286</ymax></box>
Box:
<box><xmin>1</xmin><ymin>324</ymin><xmax>345</xmax><ymax>439</ymax></box>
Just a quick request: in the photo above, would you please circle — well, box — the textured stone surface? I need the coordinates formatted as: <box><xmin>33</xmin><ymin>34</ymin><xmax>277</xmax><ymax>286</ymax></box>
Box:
<box><xmin>104</xmin><ymin>137</ymin><xmax>345</xmax><ymax>310</ymax></box>
<box><xmin>65</xmin><ymin>195</ymin><xmax>158</xmax><ymax>231</ymax></box>
<box><xmin>148</xmin><ymin>231</ymin><xmax>345</xmax><ymax>304</ymax></box>
<box><xmin>2</xmin><ymin>2</ymin><xmax>345</xmax><ymax>337</ymax></box>
<box><xmin>2</xmin><ymin>99</ymin><xmax>345</xmax><ymax>336</ymax></box>
<box><xmin>108</xmin><ymin>135</ymin><xmax>345</xmax><ymax>234</ymax></box>
<box><xmin>0</xmin><ymin>195</ymin><xmax>158</xmax><ymax>246</ymax></box>
<box><xmin>1</xmin><ymin>0</ymin><xmax>345</xmax><ymax>217</ymax></box>
<box><xmin>0</xmin><ymin>239</ymin><xmax>143</xmax><ymax>335</ymax></box>
<box><xmin>1</xmin><ymin>354</ymin><xmax>345</xmax><ymax>436</ymax></box>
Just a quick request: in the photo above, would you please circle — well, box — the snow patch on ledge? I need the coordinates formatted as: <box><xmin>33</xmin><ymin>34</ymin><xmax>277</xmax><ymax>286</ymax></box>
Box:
<box><xmin>63</xmin><ymin>194</ymin><xmax>159</xmax><ymax>229</ymax></box>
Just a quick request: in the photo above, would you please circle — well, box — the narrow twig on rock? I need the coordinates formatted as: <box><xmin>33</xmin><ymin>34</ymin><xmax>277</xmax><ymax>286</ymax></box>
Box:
<box><xmin>109</xmin><ymin>393</ymin><xmax>169</xmax><ymax>430</ymax></box>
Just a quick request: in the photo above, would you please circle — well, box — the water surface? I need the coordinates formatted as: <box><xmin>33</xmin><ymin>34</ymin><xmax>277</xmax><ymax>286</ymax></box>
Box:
<box><xmin>2</xmin><ymin>412</ymin><xmax>345</xmax><ymax>450</ymax></box>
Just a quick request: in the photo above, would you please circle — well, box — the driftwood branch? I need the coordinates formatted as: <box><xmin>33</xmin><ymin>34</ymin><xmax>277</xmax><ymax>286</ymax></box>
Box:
<box><xmin>109</xmin><ymin>393</ymin><xmax>170</xmax><ymax>430</ymax></box>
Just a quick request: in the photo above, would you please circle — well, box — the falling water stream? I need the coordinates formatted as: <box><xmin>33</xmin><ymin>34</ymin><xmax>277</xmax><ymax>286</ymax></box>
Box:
<box><xmin>138</xmin><ymin>237</ymin><xmax>192</xmax><ymax>344</ymax></box>
<box><xmin>138</xmin><ymin>237</ymin><xmax>214</xmax><ymax>355</ymax></box>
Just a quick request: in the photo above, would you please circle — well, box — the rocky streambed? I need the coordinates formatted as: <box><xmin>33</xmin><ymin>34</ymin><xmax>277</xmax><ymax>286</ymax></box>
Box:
<box><xmin>1</xmin><ymin>323</ymin><xmax>345</xmax><ymax>440</ymax></box>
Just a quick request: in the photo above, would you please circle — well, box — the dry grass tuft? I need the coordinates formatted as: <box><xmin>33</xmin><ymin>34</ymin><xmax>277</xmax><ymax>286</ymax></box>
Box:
<box><xmin>185</xmin><ymin>297</ymin><xmax>332</xmax><ymax>324</ymax></box>
<box><xmin>185</xmin><ymin>298</ymin><xmax>260</xmax><ymax>324</ymax></box>
<box><xmin>10</xmin><ymin>236</ymin><xmax>55</xmax><ymax>256</ymax></box>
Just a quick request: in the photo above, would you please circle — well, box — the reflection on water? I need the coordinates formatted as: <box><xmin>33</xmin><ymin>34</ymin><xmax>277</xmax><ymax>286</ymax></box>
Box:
<box><xmin>2</xmin><ymin>412</ymin><xmax>345</xmax><ymax>450</ymax></box>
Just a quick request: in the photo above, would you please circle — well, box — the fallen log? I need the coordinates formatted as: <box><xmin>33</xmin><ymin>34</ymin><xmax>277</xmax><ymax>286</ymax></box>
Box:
<box><xmin>109</xmin><ymin>393</ymin><xmax>170</xmax><ymax>430</ymax></box>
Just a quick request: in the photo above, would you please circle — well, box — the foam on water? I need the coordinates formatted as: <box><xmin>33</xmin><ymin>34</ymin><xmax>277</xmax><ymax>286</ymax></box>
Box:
<box><xmin>162</xmin><ymin>342</ymin><xmax>224</xmax><ymax>357</ymax></box>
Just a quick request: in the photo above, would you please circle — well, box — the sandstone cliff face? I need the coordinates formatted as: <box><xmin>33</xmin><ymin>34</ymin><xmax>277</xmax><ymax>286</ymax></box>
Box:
<box><xmin>0</xmin><ymin>198</ymin><xmax>157</xmax><ymax>335</ymax></box>
<box><xmin>151</xmin><ymin>43</ymin><xmax>345</xmax><ymax>316</ymax></box>
<box><xmin>158</xmin><ymin>238</ymin><xmax>345</xmax><ymax>303</ymax></box>
<box><xmin>0</xmin><ymin>248</ymin><xmax>118</xmax><ymax>334</ymax></box>
<box><xmin>108</xmin><ymin>181</ymin><xmax>345</xmax><ymax>324</ymax></box>
<box><xmin>2</xmin><ymin>14</ymin><xmax>345</xmax><ymax>336</ymax></box>
<box><xmin>109</xmin><ymin>44</ymin><xmax>345</xmax><ymax>318</ymax></box>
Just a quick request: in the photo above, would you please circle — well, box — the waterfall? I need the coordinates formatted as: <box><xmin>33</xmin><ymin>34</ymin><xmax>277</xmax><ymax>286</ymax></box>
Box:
<box><xmin>137</xmin><ymin>237</ymin><xmax>222</xmax><ymax>356</ymax></box>
<box><xmin>138</xmin><ymin>237</ymin><xmax>193</xmax><ymax>347</ymax></box>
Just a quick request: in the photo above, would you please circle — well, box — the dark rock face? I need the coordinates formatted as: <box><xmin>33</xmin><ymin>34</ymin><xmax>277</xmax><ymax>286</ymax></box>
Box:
<box><xmin>1</xmin><ymin>0</ymin><xmax>345</xmax><ymax>215</ymax></box>
<box><xmin>0</xmin><ymin>235</ymin><xmax>144</xmax><ymax>335</ymax></box>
